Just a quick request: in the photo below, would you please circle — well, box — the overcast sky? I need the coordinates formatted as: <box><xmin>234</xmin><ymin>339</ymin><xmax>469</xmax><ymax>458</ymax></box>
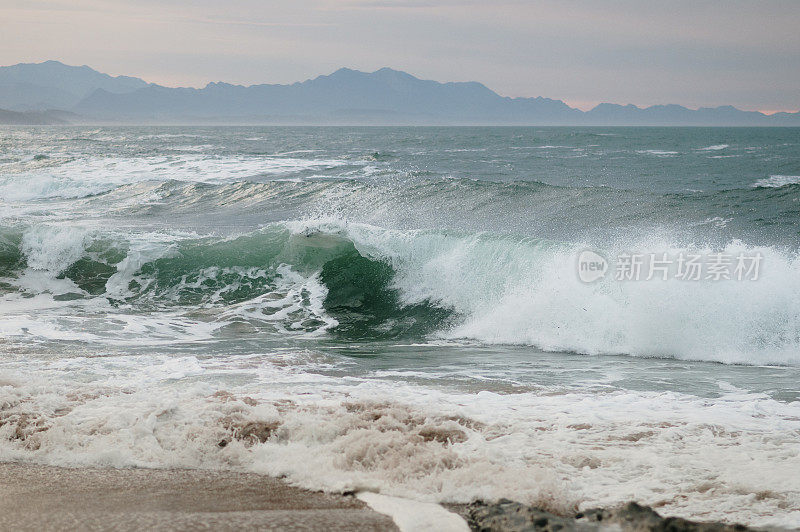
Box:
<box><xmin>1</xmin><ymin>0</ymin><xmax>798</xmax><ymax>112</ymax></box>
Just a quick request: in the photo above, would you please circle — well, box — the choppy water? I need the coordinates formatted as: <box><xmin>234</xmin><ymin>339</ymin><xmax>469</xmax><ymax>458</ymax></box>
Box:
<box><xmin>1</xmin><ymin>126</ymin><xmax>799</xmax><ymax>527</ymax></box>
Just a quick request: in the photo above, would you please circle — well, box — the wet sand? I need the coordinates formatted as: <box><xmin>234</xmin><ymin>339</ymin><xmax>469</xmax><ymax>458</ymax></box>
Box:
<box><xmin>0</xmin><ymin>462</ymin><xmax>398</xmax><ymax>531</ymax></box>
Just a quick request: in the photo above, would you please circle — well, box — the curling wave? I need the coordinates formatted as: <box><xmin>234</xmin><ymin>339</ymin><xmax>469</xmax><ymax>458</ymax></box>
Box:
<box><xmin>2</xmin><ymin>220</ymin><xmax>799</xmax><ymax>364</ymax></box>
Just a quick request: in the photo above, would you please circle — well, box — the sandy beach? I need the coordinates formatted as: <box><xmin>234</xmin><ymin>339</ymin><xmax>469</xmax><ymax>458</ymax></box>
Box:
<box><xmin>0</xmin><ymin>463</ymin><xmax>398</xmax><ymax>531</ymax></box>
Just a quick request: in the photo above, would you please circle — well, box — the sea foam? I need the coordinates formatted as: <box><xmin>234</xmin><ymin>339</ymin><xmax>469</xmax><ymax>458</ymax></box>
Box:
<box><xmin>753</xmin><ymin>175</ymin><xmax>800</xmax><ymax>188</ymax></box>
<box><xmin>1</xmin><ymin>354</ymin><xmax>798</xmax><ymax>528</ymax></box>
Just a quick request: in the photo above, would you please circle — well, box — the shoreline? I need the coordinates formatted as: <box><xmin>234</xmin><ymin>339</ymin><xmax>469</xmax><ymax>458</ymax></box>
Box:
<box><xmin>0</xmin><ymin>462</ymin><xmax>400</xmax><ymax>531</ymax></box>
<box><xmin>0</xmin><ymin>462</ymin><xmax>773</xmax><ymax>532</ymax></box>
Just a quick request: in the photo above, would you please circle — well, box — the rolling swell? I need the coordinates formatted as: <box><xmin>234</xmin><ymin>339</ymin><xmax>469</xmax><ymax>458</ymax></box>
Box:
<box><xmin>64</xmin><ymin>177</ymin><xmax>800</xmax><ymax>250</ymax></box>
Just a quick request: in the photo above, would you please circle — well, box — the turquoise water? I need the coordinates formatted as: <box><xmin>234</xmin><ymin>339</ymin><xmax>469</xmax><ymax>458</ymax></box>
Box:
<box><xmin>1</xmin><ymin>127</ymin><xmax>799</xmax><ymax>526</ymax></box>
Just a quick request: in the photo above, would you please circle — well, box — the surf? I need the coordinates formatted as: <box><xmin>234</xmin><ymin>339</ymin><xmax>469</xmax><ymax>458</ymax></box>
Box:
<box><xmin>2</xmin><ymin>219</ymin><xmax>799</xmax><ymax>365</ymax></box>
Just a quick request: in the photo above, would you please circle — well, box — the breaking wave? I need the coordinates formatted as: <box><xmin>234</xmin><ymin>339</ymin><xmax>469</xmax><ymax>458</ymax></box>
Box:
<box><xmin>2</xmin><ymin>219</ymin><xmax>799</xmax><ymax>364</ymax></box>
<box><xmin>753</xmin><ymin>175</ymin><xmax>800</xmax><ymax>188</ymax></box>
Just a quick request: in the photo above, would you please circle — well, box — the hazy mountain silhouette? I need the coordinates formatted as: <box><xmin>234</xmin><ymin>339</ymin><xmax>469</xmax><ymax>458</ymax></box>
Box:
<box><xmin>0</xmin><ymin>61</ymin><xmax>798</xmax><ymax>125</ymax></box>
<box><xmin>584</xmin><ymin>103</ymin><xmax>795</xmax><ymax>126</ymax></box>
<box><xmin>0</xmin><ymin>60</ymin><xmax>147</xmax><ymax>111</ymax></box>
<box><xmin>74</xmin><ymin>67</ymin><xmax>579</xmax><ymax>123</ymax></box>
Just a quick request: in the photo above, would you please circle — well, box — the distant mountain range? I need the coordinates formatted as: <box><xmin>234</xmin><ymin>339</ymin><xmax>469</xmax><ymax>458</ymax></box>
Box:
<box><xmin>0</xmin><ymin>60</ymin><xmax>798</xmax><ymax>125</ymax></box>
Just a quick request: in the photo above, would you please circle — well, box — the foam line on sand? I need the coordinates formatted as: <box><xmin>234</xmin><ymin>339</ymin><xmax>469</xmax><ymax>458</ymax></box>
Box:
<box><xmin>357</xmin><ymin>491</ymin><xmax>470</xmax><ymax>532</ymax></box>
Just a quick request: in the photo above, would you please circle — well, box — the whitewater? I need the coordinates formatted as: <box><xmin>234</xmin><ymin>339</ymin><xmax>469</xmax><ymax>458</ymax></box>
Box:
<box><xmin>1</xmin><ymin>126</ymin><xmax>799</xmax><ymax>528</ymax></box>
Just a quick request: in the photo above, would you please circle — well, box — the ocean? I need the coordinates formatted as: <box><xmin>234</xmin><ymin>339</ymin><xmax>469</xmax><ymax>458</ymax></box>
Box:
<box><xmin>1</xmin><ymin>126</ymin><xmax>799</xmax><ymax>527</ymax></box>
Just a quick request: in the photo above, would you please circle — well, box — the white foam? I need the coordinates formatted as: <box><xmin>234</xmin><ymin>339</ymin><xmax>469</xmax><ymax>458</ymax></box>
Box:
<box><xmin>702</xmin><ymin>216</ymin><xmax>730</xmax><ymax>228</ymax></box>
<box><xmin>637</xmin><ymin>150</ymin><xmax>679</xmax><ymax>156</ymax></box>
<box><xmin>0</xmin><ymin>312</ymin><xmax>101</xmax><ymax>341</ymax></box>
<box><xmin>219</xmin><ymin>264</ymin><xmax>339</xmax><ymax>335</ymax></box>
<box><xmin>20</xmin><ymin>225</ymin><xmax>93</xmax><ymax>275</ymax></box>
<box><xmin>753</xmin><ymin>175</ymin><xmax>800</xmax><ymax>188</ymax></box>
<box><xmin>698</xmin><ymin>144</ymin><xmax>730</xmax><ymax>151</ymax></box>
<box><xmin>0</xmin><ymin>359</ymin><xmax>798</xmax><ymax>528</ymax></box>
<box><xmin>357</xmin><ymin>492</ymin><xmax>469</xmax><ymax>532</ymax></box>
<box><xmin>0</xmin><ymin>155</ymin><xmax>352</xmax><ymax>201</ymax></box>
